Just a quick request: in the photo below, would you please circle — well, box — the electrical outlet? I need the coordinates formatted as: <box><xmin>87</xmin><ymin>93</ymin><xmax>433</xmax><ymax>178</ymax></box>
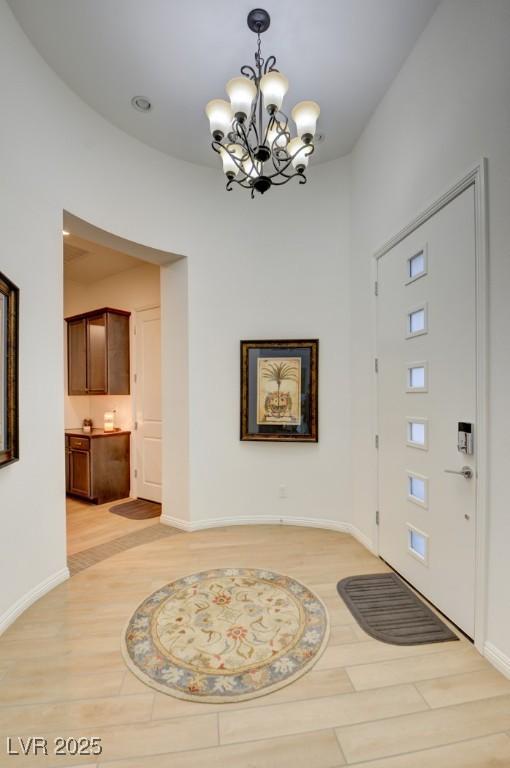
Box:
<box><xmin>278</xmin><ymin>484</ymin><xmax>287</xmax><ymax>499</ymax></box>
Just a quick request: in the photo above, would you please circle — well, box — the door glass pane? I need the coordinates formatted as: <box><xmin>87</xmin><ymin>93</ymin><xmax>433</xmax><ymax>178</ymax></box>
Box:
<box><xmin>409</xmin><ymin>421</ymin><xmax>426</xmax><ymax>445</ymax></box>
<box><xmin>410</xmin><ymin>530</ymin><xmax>427</xmax><ymax>559</ymax></box>
<box><xmin>409</xmin><ymin>251</ymin><xmax>425</xmax><ymax>278</ymax></box>
<box><xmin>409</xmin><ymin>475</ymin><xmax>426</xmax><ymax>502</ymax></box>
<box><xmin>409</xmin><ymin>308</ymin><xmax>425</xmax><ymax>334</ymax></box>
<box><xmin>409</xmin><ymin>366</ymin><xmax>425</xmax><ymax>389</ymax></box>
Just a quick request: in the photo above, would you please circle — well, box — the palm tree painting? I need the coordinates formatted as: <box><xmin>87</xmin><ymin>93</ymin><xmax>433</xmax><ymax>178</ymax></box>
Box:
<box><xmin>257</xmin><ymin>357</ymin><xmax>302</xmax><ymax>425</ymax></box>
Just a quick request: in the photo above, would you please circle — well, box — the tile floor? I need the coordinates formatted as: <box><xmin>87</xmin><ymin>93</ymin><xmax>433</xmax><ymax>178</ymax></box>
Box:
<box><xmin>0</xmin><ymin>507</ymin><xmax>509</xmax><ymax>766</ymax></box>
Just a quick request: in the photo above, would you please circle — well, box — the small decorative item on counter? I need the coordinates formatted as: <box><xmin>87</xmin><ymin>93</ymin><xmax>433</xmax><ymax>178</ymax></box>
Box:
<box><xmin>82</xmin><ymin>418</ymin><xmax>93</xmax><ymax>434</ymax></box>
<box><xmin>104</xmin><ymin>411</ymin><xmax>115</xmax><ymax>432</ymax></box>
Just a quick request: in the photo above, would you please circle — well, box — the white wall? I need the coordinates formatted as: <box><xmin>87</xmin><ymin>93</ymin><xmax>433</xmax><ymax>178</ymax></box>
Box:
<box><xmin>185</xmin><ymin>161</ymin><xmax>351</xmax><ymax>527</ymax></box>
<box><xmin>350</xmin><ymin>0</ymin><xmax>510</xmax><ymax>665</ymax></box>
<box><xmin>0</xmin><ymin>0</ymin><xmax>351</xmax><ymax>628</ymax></box>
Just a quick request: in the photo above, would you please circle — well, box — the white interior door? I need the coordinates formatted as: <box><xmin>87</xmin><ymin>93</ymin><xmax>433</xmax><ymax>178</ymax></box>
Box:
<box><xmin>377</xmin><ymin>186</ymin><xmax>477</xmax><ymax>637</ymax></box>
<box><xmin>135</xmin><ymin>307</ymin><xmax>162</xmax><ymax>503</ymax></box>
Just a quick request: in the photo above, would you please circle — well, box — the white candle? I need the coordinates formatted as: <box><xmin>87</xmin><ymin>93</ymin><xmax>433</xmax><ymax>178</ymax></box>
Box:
<box><xmin>104</xmin><ymin>411</ymin><xmax>115</xmax><ymax>432</ymax></box>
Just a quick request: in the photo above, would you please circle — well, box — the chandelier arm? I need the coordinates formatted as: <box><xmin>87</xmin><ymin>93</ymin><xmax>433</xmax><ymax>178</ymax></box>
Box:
<box><xmin>239</xmin><ymin>120</ymin><xmax>259</xmax><ymax>161</ymax></box>
<box><xmin>232</xmin><ymin>120</ymin><xmax>247</xmax><ymax>147</ymax></box>
<box><xmin>211</xmin><ymin>139</ymin><xmax>251</xmax><ymax>178</ymax></box>
<box><xmin>270</xmin><ymin>151</ymin><xmax>286</xmax><ymax>175</ymax></box>
<box><xmin>271</xmin><ymin>172</ymin><xmax>308</xmax><ymax>187</ymax></box>
<box><xmin>268</xmin><ymin>126</ymin><xmax>292</xmax><ymax>174</ymax></box>
<box><xmin>230</xmin><ymin>121</ymin><xmax>258</xmax><ymax>166</ymax></box>
<box><xmin>257</xmin><ymin>80</ymin><xmax>264</xmax><ymax>145</ymax></box>
<box><xmin>272</xmin><ymin>173</ymin><xmax>307</xmax><ymax>187</ymax></box>
<box><xmin>234</xmin><ymin>116</ymin><xmax>252</xmax><ymax>151</ymax></box>
<box><xmin>262</xmin><ymin>113</ymin><xmax>276</xmax><ymax>150</ymax></box>
<box><xmin>275</xmin><ymin>110</ymin><xmax>290</xmax><ymax>131</ymax></box>
<box><xmin>240</xmin><ymin>64</ymin><xmax>257</xmax><ymax>81</ymax></box>
<box><xmin>265</xmin><ymin>142</ymin><xmax>314</xmax><ymax>178</ymax></box>
<box><xmin>272</xmin><ymin>167</ymin><xmax>301</xmax><ymax>180</ymax></box>
<box><xmin>227</xmin><ymin>176</ymin><xmax>255</xmax><ymax>193</ymax></box>
<box><xmin>249</xmin><ymin>112</ymin><xmax>261</xmax><ymax>149</ymax></box>
<box><xmin>263</xmin><ymin>55</ymin><xmax>277</xmax><ymax>74</ymax></box>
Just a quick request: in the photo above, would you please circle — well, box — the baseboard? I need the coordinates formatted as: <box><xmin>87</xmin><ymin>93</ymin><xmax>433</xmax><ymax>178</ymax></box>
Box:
<box><xmin>160</xmin><ymin>513</ymin><xmax>376</xmax><ymax>553</ymax></box>
<box><xmin>0</xmin><ymin>567</ymin><xmax>70</xmax><ymax>636</ymax></box>
<box><xmin>160</xmin><ymin>514</ymin><xmax>193</xmax><ymax>532</ymax></box>
<box><xmin>348</xmin><ymin>524</ymin><xmax>378</xmax><ymax>554</ymax></box>
<box><xmin>484</xmin><ymin>641</ymin><xmax>510</xmax><ymax>679</ymax></box>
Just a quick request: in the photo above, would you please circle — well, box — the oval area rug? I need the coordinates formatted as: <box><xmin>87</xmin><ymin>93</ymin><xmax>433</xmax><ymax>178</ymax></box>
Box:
<box><xmin>122</xmin><ymin>567</ymin><xmax>330</xmax><ymax>703</ymax></box>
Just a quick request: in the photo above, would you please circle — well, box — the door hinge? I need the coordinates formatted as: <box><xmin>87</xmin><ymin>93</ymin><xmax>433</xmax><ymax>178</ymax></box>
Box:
<box><xmin>134</xmin><ymin>469</ymin><xmax>138</xmax><ymax>478</ymax></box>
<box><xmin>374</xmin><ymin>357</ymin><xmax>379</xmax><ymax>373</ymax></box>
<box><xmin>375</xmin><ymin>434</ymin><xmax>379</xmax><ymax>449</ymax></box>
<box><xmin>374</xmin><ymin>280</ymin><xmax>379</xmax><ymax>296</ymax></box>
<box><xmin>376</xmin><ymin>510</ymin><xmax>380</xmax><ymax>526</ymax></box>
<box><xmin>134</xmin><ymin>373</ymin><xmax>137</xmax><ymax>383</ymax></box>
<box><xmin>134</xmin><ymin>421</ymin><xmax>138</xmax><ymax>431</ymax></box>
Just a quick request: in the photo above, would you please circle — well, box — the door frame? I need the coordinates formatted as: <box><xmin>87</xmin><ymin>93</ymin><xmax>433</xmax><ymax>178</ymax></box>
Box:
<box><xmin>372</xmin><ymin>159</ymin><xmax>489</xmax><ymax>651</ymax></box>
<box><xmin>132</xmin><ymin>302</ymin><xmax>162</xmax><ymax>501</ymax></box>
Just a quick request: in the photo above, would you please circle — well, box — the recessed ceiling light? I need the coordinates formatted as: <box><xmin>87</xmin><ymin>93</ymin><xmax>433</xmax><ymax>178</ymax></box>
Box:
<box><xmin>62</xmin><ymin>230</ymin><xmax>70</xmax><ymax>236</ymax></box>
<box><xmin>131</xmin><ymin>96</ymin><xmax>152</xmax><ymax>112</ymax></box>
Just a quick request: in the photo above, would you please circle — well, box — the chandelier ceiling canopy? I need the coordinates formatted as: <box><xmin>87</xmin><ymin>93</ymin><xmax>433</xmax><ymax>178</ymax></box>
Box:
<box><xmin>205</xmin><ymin>8</ymin><xmax>320</xmax><ymax>197</ymax></box>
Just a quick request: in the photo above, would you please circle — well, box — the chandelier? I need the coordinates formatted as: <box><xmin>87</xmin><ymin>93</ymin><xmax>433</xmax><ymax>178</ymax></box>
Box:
<box><xmin>205</xmin><ymin>8</ymin><xmax>320</xmax><ymax>197</ymax></box>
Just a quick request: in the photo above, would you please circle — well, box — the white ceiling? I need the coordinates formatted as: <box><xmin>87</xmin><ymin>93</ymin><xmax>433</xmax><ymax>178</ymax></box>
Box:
<box><xmin>64</xmin><ymin>235</ymin><xmax>150</xmax><ymax>284</ymax></box>
<box><xmin>8</xmin><ymin>0</ymin><xmax>440</xmax><ymax>167</ymax></box>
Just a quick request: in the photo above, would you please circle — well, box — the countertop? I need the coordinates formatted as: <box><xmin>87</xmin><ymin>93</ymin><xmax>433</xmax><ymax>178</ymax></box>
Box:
<box><xmin>65</xmin><ymin>428</ymin><xmax>131</xmax><ymax>438</ymax></box>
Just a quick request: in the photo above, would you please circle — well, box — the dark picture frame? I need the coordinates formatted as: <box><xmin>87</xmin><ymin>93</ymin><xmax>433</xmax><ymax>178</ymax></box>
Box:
<box><xmin>0</xmin><ymin>271</ymin><xmax>19</xmax><ymax>468</ymax></box>
<box><xmin>240</xmin><ymin>339</ymin><xmax>318</xmax><ymax>442</ymax></box>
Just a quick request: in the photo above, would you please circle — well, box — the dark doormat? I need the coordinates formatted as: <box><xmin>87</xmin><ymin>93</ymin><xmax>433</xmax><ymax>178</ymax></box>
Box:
<box><xmin>110</xmin><ymin>499</ymin><xmax>161</xmax><ymax>520</ymax></box>
<box><xmin>337</xmin><ymin>573</ymin><xmax>459</xmax><ymax>645</ymax></box>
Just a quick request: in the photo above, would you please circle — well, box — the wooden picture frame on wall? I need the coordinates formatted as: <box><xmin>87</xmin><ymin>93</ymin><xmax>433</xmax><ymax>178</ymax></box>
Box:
<box><xmin>0</xmin><ymin>271</ymin><xmax>19</xmax><ymax>468</ymax></box>
<box><xmin>240</xmin><ymin>339</ymin><xmax>318</xmax><ymax>442</ymax></box>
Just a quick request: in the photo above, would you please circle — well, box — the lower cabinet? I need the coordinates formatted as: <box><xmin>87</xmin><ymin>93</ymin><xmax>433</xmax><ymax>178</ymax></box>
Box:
<box><xmin>65</xmin><ymin>436</ymin><xmax>70</xmax><ymax>494</ymax></box>
<box><xmin>66</xmin><ymin>432</ymin><xmax>130</xmax><ymax>504</ymax></box>
<box><xmin>70</xmin><ymin>450</ymin><xmax>91</xmax><ymax>497</ymax></box>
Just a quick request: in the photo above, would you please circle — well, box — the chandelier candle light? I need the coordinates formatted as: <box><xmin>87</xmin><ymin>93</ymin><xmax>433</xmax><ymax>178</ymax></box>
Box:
<box><xmin>205</xmin><ymin>8</ymin><xmax>320</xmax><ymax>197</ymax></box>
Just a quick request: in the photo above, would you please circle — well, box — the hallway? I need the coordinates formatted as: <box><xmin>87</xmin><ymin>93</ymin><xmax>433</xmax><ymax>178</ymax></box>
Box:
<box><xmin>1</xmin><ymin>525</ymin><xmax>509</xmax><ymax>766</ymax></box>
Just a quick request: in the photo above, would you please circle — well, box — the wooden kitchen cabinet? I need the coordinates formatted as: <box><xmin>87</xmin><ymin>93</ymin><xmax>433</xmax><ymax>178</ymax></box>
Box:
<box><xmin>66</xmin><ymin>308</ymin><xmax>130</xmax><ymax>395</ymax></box>
<box><xmin>65</xmin><ymin>430</ymin><xmax>130</xmax><ymax>504</ymax></box>
<box><xmin>65</xmin><ymin>435</ymin><xmax>70</xmax><ymax>494</ymax></box>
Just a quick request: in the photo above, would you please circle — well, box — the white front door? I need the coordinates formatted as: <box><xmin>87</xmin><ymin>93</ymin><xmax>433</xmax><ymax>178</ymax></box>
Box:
<box><xmin>135</xmin><ymin>307</ymin><xmax>162</xmax><ymax>503</ymax></box>
<box><xmin>377</xmin><ymin>186</ymin><xmax>477</xmax><ymax>637</ymax></box>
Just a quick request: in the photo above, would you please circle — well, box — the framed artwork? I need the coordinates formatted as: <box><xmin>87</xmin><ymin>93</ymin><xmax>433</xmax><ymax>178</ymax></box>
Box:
<box><xmin>0</xmin><ymin>271</ymin><xmax>19</xmax><ymax>468</ymax></box>
<box><xmin>240</xmin><ymin>339</ymin><xmax>318</xmax><ymax>442</ymax></box>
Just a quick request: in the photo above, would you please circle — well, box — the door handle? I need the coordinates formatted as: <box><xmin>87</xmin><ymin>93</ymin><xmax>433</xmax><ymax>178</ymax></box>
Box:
<box><xmin>444</xmin><ymin>465</ymin><xmax>473</xmax><ymax>480</ymax></box>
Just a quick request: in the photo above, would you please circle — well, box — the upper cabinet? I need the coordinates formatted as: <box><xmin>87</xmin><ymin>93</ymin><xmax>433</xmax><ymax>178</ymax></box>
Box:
<box><xmin>66</xmin><ymin>308</ymin><xmax>130</xmax><ymax>395</ymax></box>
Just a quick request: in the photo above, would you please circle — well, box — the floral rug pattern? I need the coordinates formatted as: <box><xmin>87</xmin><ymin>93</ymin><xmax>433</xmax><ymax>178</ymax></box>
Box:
<box><xmin>122</xmin><ymin>568</ymin><xmax>330</xmax><ymax>702</ymax></box>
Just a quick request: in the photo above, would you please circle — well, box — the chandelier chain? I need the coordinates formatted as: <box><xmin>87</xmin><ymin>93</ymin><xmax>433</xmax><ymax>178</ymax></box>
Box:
<box><xmin>255</xmin><ymin>32</ymin><xmax>265</xmax><ymax>73</ymax></box>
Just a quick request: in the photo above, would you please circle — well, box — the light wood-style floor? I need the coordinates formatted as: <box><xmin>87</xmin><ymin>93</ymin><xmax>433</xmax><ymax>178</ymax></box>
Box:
<box><xmin>66</xmin><ymin>496</ymin><xmax>159</xmax><ymax>556</ymax></box>
<box><xmin>1</xmin><ymin>516</ymin><xmax>510</xmax><ymax>766</ymax></box>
